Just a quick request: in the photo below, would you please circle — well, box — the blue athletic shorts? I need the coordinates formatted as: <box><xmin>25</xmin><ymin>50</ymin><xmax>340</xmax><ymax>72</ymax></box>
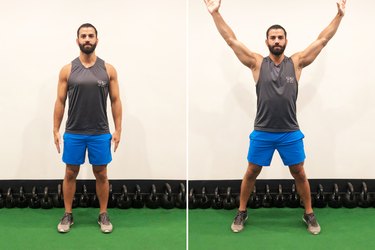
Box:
<box><xmin>62</xmin><ymin>133</ymin><xmax>112</xmax><ymax>166</ymax></box>
<box><xmin>247</xmin><ymin>130</ymin><xmax>305</xmax><ymax>167</ymax></box>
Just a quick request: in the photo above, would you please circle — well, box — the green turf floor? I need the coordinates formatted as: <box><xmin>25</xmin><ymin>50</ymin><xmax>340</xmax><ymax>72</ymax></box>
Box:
<box><xmin>188</xmin><ymin>208</ymin><xmax>375</xmax><ymax>250</ymax></box>
<box><xmin>0</xmin><ymin>208</ymin><xmax>186</xmax><ymax>250</ymax></box>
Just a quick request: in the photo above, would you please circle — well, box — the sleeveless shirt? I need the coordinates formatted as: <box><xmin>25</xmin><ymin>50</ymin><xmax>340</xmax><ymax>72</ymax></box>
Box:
<box><xmin>254</xmin><ymin>56</ymin><xmax>299</xmax><ymax>132</ymax></box>
<box><xmin>65</xmin><ymin>57</ymin><xmax>110</xmax><ymax>135</ymax></box>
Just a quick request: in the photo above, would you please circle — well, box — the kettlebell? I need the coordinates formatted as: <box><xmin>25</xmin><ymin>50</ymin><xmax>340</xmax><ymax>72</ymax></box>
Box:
<box><xmin>200</xmin><ymin>187</ymin><xmax>211</xmax><ymax>209</ymax></box>
<box><xmin>53</xmin><ymin>183</ymin><xmax>64</xmax><ymax>208</ymax></box>
<box><xmin>358</xmin><ymin>182</ymin><xmax>372</xmax><ymax>208</ymax></box>
<box><xmin>117</xmin><ymin>185</ymin><xmax>132</xmax><ymax>209</ymax></box>
<box><xmin>107</xmin><ymin>184</ymin><xmax>117</xmax><ymax>208</ymax></box>
<box><xmin>29</xmin><ymin>186</ymin><xmax>41</xmax><ymax>209</ymax></box>
<box><xmin>5</xmin><ymin>188</ymin><xmax>16</xmax><ymax>208</ymax></box>
<box><xmin>79</xmin><ymin>185</ymin><xmax>90</xmax><ymax>208</ymax></box>
<box><xmin>262</xmin><ymin>184</ymin><xmax>273</xmax><ymax>208</ymax></box>
<box><xmin>146</xmin><ymin>184</ymin><xmax>159</xmax><ymax>209</ymax></box>
<box><xmin>274</xmin><ymin>184</ymin><xmax>286</xmax><ymax>208</ymax></box>
<box><xmin>211</xmin><ymin>186</ymin><xmax>223</xmax><ymax>209</ymax></box>
<box><xmin>175</xmin><ymin>182</ymin><xmax>186</xmax><ymax>209</ymax></box>
<box><xmin>132</xmin><ymin>185</ymin><xmax>144</xmax><ymax>208</ymax></box>
<box><xmin>161</xmin><ymin>183</ymin><xmax>175</xmax><ymax>209</ymax></box>
<box><xmin>248</xmin><ymin>186</ymin><xmax>261</xmax><ymax>209</ymax></box>
<box><xmin>343</xmin><ymin>182</ymin><xmax>357</xmax><ymax>208</ymax></box>
<box><xmin>287</xmin><ymin>184</ymin><xmax>300</xmax><ymax>208</ymax></box>
<box><xmin>189</xmin><ymin>188</ymin><xmax>200</xmax><ymax>209</ymax></box>
<box><xmin>328</xmin><ymin>183</ymin><xmax>342</xmax><ymax>208</ymax></box>
<box><xmin>314</xmin><ymin>184</ymin><xmax>327</xmax><ymax>208</ymax></box>
<box><xmin>222</xmin><ymin>187</ymin><xmax>236</xmax><ymax>210</ymax></box>
<box><xmin>41</xmin><ymin>186</ymin><xmax>53</xmax><ymax>209</ymax></box>
<box><xmin>16</xmin><ymin>186</ymin><xmax>28</xmax><ymax>208</ymax></box>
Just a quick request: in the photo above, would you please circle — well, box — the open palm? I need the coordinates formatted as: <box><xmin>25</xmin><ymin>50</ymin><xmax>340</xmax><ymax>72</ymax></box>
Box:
<box><xmin>337</xmin><ymin>0</ymin><xmax>346</xmax><ymax>16</ymax></box>
<box><xmin>204</xmin><ymin>0</ymin><xmax>221</xmax><ymax>14</ymax></box>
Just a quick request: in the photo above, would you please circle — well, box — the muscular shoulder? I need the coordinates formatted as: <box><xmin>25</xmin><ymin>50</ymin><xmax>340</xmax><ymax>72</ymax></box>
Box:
<box><xmin>59</xmin><ymin>63</ymin><xmax>72</xmax><ymax>81</ymax></box>
<box><xmin>105</xmin><ymin>63</ymin><xmax>118</xmax><ymax>80</ymax></box>
<box><xmin>290</xmin><ymin>53</ymin><xmax>303</xmax><ymax>81</ymax></box>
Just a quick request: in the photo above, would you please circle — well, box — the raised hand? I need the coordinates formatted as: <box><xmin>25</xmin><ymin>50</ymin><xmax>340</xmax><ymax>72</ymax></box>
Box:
<box><xmin>337</xmin><ymin>0</ymin><xmax>346</xmax><ymax>17</ymax></box>
<box><xmin>204</xmin><ymin>0</ymin><xmax>221</xmax><ymax>14</ymax></box>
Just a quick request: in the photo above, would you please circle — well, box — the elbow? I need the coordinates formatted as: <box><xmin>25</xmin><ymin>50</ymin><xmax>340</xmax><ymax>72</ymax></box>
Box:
<box><xmin>321</xmin><ymin>38</ymin><xmax>329</xmax><ymax>47</ymax></box>
<box><xmin>225</xmin><ymin>37</ymin><xmax>236</xmax><ymax>47</ymax></box>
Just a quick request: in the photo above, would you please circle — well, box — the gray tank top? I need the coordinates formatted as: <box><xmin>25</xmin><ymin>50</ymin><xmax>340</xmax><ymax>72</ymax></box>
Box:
<box><xmin>254</xmin><ymin>56</ymin><xmax>299</xmax><ymax>132</ymax></box>
<box><xmin>65</xmin><ymin>57</ymin><xmax>110</xmax><ymax>135</ymax></box>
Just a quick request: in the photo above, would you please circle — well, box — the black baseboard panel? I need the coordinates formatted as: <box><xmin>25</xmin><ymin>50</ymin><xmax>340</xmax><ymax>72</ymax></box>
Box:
<box><xmin>1</xmin><ymin>179</ymin><xmax>374</xmax><ymax>195</ymax></box>
<box><xmin>1</xmin><ymin>179</ymin><xmax>374</xmax><ymax>209</ymax></box>
<box><xmin>0</xmin><ymin>179</ymin><xmax>186</xmax><ymax>195</ymax></box>
<box><xmin>188</xmin><ymin>179</ymin><xmax>375</xmax><ymax>195</ymax></box>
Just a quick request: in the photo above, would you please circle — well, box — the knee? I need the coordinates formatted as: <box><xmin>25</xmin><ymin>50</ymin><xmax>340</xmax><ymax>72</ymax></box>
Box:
<box><xmin>93</xmin><ymin>167</ymin><xmax>108</xmax><ymax>182</ymax></box>
<box><xmin>289</xmin><ymin>164</ymin><xmax>307</xmax><ymax>182</ymax></box>
<box><xmin>245</xmin><ymin>163</ymin><xmax>262</xmax><ymax>180</ymax></box>
<box><xmin>65</xmin><ymin>167</ymin><xmax>79</xmax><ymax>181</ymax></box>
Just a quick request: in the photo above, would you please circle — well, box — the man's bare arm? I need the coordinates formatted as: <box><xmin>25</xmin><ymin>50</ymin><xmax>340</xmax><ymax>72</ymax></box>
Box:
<box><xmin>53</xmin><ymin>64</ymin><xmax>70</xmax><ymax>153</ymax></box>
<box><xmin>292</xmin><ymin>0</ymin><xmax>346</xmax><ymax>73</ymax></box>
<box><xmin>204</xmin><ymin>0</ymin><xmax>262</xmax><ymax>71</ymax></box>
<box><xmin>106</xmin><ymin>63</ymin><xmax>123</xmax><ymax>152</ymax></box>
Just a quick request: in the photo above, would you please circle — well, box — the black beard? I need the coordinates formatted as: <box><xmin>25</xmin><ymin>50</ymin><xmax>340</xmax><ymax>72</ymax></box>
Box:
<box><xmin>79</xmin><ymin>43</ymin><xmax>97</xmax><ymax>55</ymax></box>
<box><xmin>268</xmin><ymin>44</ymin><xmax>285</xmax><ymax>56</ymax></box>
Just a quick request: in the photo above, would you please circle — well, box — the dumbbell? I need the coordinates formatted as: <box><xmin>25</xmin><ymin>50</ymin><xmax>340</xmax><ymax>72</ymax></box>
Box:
<box><xmin>117</xmin><ymin>185</ymin><xmax>132</xmax><ymax>209</ymax></box>
<box><xmin>146</xmin><ymin>184</ymin><xmax>159</xmax><ymax>209</ymax></box>
<box><xmin>161</xmin><ymin>183</ymin><xmax>175</xmax><ymax>209</ymax></box>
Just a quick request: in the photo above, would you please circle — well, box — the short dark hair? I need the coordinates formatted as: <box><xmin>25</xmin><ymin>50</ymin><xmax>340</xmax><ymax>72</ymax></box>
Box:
<box><xmin>77</xmin><ymin>23</ymin><xmax>98</xmax><ymax>37</ymax></box>
<box><xmin>266</xmin><ymin>24</ymin><xmax>287</xmax><ymax>38</ymax></box>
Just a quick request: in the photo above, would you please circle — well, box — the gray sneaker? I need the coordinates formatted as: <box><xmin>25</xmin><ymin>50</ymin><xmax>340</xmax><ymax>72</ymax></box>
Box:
<box><xmin>231</xmin><ymin>210</ymin><xmax>248</xmax><ymax>233</ymax></box>
<box><xmin>303</xmin><ymin>213</ymin><xmax>321</xmax><ymax>235</ymax></box>
<box><xmin>57</xmin><ymin>213</ymin><xmax>74</xmax><ymax>233</ymax></box>
<box><xmin>98</xmin><ymin>212</ymin><xmax>113</xmax><ymax>233</ymax></box>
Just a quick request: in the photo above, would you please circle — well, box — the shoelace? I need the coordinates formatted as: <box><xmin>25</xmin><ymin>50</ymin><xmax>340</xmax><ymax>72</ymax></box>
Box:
<box><xmin>100</xmin><ymin>213</ymin><xmax>111</xmax><ymax>225</ymax></box>
<box><xmin>61</xmin><ymin>213</ymin><xmax>72</xmax><ymax>224</ymax></box>
<box><xmin>234</xmin><ymin>212</ymin><xmax>247</xmax><ymax>224</ymax></box>
<box><xmin>305</xmin><ymin>214</ymin><xmax>318</xmax><ymax>227</ymax></box>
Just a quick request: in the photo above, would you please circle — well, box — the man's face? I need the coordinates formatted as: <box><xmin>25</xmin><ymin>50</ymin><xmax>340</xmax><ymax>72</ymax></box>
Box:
<box><xmin>266</xmin><ymin>29</ymin><xmax>287</xmax><ymax>56</ymax></box>
<box><xmin>77</xmin><ymin>27</ymin><xmax>98</xmax><ymax>55</ymax></box>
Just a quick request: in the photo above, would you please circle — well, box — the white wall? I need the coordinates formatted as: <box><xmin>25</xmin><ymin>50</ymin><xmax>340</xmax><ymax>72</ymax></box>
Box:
<box><xmin>189</xmin><ymin>0</ymin><xmax>375</xmax><ymax>179</ymax></box>
<box><xmin>0</xmin><ymin>0</ymin><xmax>186</xmax><ymax>180</ymax></box>
<box><xmin>1</xmin><ymin>0</ymin><xmax>374</xmax><ymax>181</ymax></box>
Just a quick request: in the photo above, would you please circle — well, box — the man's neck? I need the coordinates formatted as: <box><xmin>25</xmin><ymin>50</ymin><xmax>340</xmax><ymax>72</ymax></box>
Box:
<box><xmin>269</xmin><ymin>53</ymin><xmax>285</xmax><ymax>66</ymax></box>
<box><xmin>79</xmin><ymin>52</ymin><xmax>97</xmax><ymax>68</ymax></box>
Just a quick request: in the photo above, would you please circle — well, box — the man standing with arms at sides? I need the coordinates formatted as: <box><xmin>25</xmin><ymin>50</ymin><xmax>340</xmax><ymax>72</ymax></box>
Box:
<box><xmin>204</xmin><ymin>0</ymin><xmax>346</xmax><ymax>234</ymax></box>
<box><xmin>53</xmin><ymin>23</ymin><xmax>122</xmax><ymax>233</ymax></box>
